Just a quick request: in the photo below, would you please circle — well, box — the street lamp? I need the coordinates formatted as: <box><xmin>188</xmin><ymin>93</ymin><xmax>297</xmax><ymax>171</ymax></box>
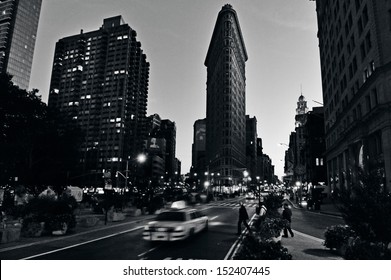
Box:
<box><xmin>243</xmin><ymin>170</ymin><xmax>249</xmax><ymax>195</ymax></box>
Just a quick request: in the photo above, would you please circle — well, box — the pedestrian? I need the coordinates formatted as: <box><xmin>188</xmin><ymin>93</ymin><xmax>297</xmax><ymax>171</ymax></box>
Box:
<box><xmin>237</xmin><ymin>202</ymin><xmax>252</xmax><ymax>235</ymax></box>
<box><xmin>282</xmin><ymin>203</ymin><xmax>294</xmax><ymax>237</ymax></box>
<box><xmin>256</xmin><ymin>201</ymin><xmax>267</xmax><ymax>219</ymax></box>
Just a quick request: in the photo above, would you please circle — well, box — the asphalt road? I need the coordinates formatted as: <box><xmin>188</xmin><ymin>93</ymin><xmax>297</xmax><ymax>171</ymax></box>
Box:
<box><xmin>0</xmin><ymin>198</ymin><xmax>344</xmax><ymax>260</ymax></box>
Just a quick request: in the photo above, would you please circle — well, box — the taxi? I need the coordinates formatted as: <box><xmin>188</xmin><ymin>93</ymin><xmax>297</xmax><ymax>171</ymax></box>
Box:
<box><xmin>143</xmin><ymin>204</ymin><xmax>208</xmax><ymax>242</ymax></box>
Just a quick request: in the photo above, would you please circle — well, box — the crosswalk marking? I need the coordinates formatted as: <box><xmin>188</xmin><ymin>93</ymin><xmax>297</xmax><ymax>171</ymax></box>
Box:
<box><xmin>208</xmin><ymin>202</ymin><xmax>258</xmax><ymax>208</ymax></box>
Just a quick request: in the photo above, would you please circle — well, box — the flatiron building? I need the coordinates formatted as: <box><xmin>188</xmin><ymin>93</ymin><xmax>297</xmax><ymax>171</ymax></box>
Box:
<box><xmin>205</xmin><ymin>4</ymin><xmax>248</xmax><ymax>186</ymax></box>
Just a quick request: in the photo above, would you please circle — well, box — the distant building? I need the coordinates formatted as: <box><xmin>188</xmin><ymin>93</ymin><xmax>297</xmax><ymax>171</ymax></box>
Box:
<box><xmin>205</xmin><ymin>4</ymin><xmax>248</xmax><ymax>186</ymax></box>
<box><xmin>48</xmin><ymin>16</ymin><xmax>150</xmax><ymax>186</ymax></box>
<box><xmin>0</xmin><ymin>0</ymin><xmax>42</xmax><ymax>89</ymax></box>
<box><xmin>314</xmin><ymin>1</ymin><xmax>391</xmax><ymax>191</ymax></box>
<box><xmin>191</xmin><ymin>118</ymin><xmax>206</xmax><ymax>180</ymax></box>
<box><xmin>284</xmin><ymin>95</ymin><xmax>327</xmax><ymax>188</ymax></box>
<box><xmin>246</xmin><ymin>115</ymin><xmax>257</xmax><ymax>180</ymax></box>
<box><xmin>146</xmin><ymin>114</ymin><xmax>177</xmax><ymax>182</ymax></box>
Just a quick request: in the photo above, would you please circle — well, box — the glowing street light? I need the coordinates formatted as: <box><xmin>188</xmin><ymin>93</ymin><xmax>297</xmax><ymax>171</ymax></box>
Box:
<box><xmin>137</xmin><ymin>153</ymin><xmax>147</xmax><ymax>163</ymax></box>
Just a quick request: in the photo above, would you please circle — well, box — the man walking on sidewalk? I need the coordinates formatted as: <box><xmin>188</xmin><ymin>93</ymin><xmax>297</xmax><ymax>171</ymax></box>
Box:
<box><xmin>282</xmin><ymin>203</ymin><xmax>294</xmax><ymax>238</ymax></box>
<box><xmin>237</xmin><ymin>202</ymin><xmax>252</xmax><ymax>235</ymax></box>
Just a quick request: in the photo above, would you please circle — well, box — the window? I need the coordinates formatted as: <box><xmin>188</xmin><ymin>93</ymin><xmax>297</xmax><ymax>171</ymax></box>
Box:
<box><xmin>365</xmin><ymin>31</ymin><xmax>372</xmax><ymax>51</ymax></box>
<box><xmin>371</xmin><ymin>88</ymin><xmax>378</xmax><ymax>106</ymax></box>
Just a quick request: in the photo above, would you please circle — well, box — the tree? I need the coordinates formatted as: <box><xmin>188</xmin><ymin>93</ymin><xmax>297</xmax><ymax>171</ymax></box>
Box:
<box><xmin>0</xmin><ymin>74</ymin><xmax>82</xmax><ymax>191</ymax></box>
<box><xmin>338</xmin><ymin>170</ymin><xmax>391</xmax><ymax>251</ymax></box>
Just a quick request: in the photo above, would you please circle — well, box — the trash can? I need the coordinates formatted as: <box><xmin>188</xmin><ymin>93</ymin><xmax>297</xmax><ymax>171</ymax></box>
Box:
<box><xmin>314</xmin><ymin>200</ymin><xmax>321</xmax><ymax>210</ymax></box>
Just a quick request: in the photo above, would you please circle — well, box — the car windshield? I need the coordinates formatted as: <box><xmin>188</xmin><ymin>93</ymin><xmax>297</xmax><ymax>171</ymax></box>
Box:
<box><xmin>156</xmin><ymin>211</ymin><xmax>186</xmax><ymax>222</ymax></box>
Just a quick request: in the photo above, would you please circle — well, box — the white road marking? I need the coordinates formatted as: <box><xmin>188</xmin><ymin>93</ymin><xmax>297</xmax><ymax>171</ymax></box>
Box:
<box><xmin>137</xmin><ymin>246</ymin><xmax>159</xmax><ymax>258</ymax></box>
<box><xmin>21</xmin><ymin>226</ymin><xmax>144</xmax><ymax>260</ymax></box>
<box><xmin>210</xmin><ymin>215</ymin><xmax>219</xmax><ymax>220</ymax></box>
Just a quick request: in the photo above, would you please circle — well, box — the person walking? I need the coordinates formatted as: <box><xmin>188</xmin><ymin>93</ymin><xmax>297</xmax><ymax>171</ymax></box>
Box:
<box><xmin>282</xmin><ymin>203</ymin><xmax>294</xmax><ymax>237</ymax></box>
<box><xmin>237</xmin><ymin>202</ymin><xmax>252</xmax><ymax>235</ymax></box>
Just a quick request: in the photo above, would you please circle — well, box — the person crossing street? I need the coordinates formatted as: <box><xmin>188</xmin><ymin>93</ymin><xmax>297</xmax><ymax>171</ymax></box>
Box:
<box><xmin>237</xmin><ymin>202</ymin><xmax>252</xmax><ymax>235</ymax></box>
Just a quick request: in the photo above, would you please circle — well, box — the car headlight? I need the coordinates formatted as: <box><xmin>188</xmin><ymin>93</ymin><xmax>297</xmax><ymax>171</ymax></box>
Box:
<box><xmin>173</xmin><ymin>226</ymin><xmax>185</xmax><ymax>232</ymax></box>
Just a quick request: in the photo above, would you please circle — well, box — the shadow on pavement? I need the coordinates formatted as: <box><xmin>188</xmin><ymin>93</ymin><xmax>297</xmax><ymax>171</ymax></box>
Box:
<box><xmin>302</xmin><ymin>248</ymin><xmax>341</xmax><ymax>258</ymax></box>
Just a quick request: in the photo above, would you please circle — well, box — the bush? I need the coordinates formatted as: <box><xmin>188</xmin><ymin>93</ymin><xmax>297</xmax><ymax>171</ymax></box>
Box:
<box><xmin>253</xmin><ymin>217</ymin><xmax>287</xmax><ymax>241</ymax></box>
<box><xmin>21</xmin><ymin>196</ymin><xmax>76</xmax><ymax>235</ymax></box>
<box><xmin>323</xmin><ymin>224</ymin><xmax>355</xmax><ymax>250</ymax></box>
<box><xmin>338</xmin><ymin>171</ymin><xmax>391</xmax><ymax>245</ymax></box>
<box><xmin>234</xmin><ymin>236</ymin><xmax>292</xmax><ymax>260</ymax></box>
<box><xmin>264</xmin><ymin>192</ymin><xmax>284</xmax><ymax>217</ymax></box>
<box><xmin>345</xmin><ymin>237</ymin><xmax>391</xmax><ymax>260</ymax></box>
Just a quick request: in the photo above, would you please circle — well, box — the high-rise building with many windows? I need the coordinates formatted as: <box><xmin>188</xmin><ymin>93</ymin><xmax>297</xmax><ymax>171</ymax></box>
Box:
<box><xmin>0</xmin><ymin>0</ymin><xmax>42</xmax><ymax>89</ymax></box>
<box><xmin>314</xmin><ymin>0</ymin><xmax>391</xmax><ymax>191</ymax></box>
<box><xmin>48</xmin><ymin>16</ymin><xmax>150</xmax><ymax>186</ymax></box>
<box><xmin>205</xmin><ymin>4</ymin><xmax>248</xmax><ymax>186</ymax></box>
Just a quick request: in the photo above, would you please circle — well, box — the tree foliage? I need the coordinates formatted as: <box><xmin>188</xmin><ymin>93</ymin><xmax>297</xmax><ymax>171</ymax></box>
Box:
<box><xmin>338</xmin><ymin>170</ymin><xmax>391</xmax><ymax>246</ymax></box>
<box><xmin>0</xmin><ymin>74</ymin><xmax>82</xmax><ymax>190</ymax></box>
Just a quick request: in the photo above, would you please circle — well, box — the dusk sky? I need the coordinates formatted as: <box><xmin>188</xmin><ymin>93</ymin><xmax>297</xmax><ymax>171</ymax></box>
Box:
<box><xmin>29</xmin><ymin>0</ymin><xmax>323</xmax><ymax>179</ymax></box>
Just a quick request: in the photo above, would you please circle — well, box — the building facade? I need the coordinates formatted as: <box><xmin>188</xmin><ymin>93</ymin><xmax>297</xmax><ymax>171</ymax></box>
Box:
<box><xmin>0</xmin><ymin>0</ymin><xmax>42</xmax><ymax>89</ymax></box>
<box><xmin>48</xmin><ymin>16</ymin><xmax>150</xmax><ymax>186</ymax></box>
<box><xmin>246</xmin><ymin>115</ymin><xmax>258</xmax><ymax>180</ymax></box>
<box><xmin>315</xmin><ymin>0</ymin><xmax>391</xmax><ymax>191</ymax></box>
<box><xmin>284</xmin><ymin>95</ymin><xmax>327</xmax><ymax>188</ymax></box>
<box><xmin>146</xmin><ymin>114</ymin><xmax>177</xmax><ymax>183</ymax></box>
<box><xmin>205</xmin><ymin>4</ymin><xmax>248</xmax><ymax>186</ymax></box>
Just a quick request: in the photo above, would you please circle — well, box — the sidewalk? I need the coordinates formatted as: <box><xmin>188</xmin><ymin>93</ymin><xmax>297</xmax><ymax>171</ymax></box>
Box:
<box><xmin>281</xmin><ymin>230</ymin><xmax>343</xmax><ymax>260</ymax></box>
<box><xmin>281</xmin><ymin>198</ymin><xmax>344</xmax><ymax>260</ymax></box>
<box><xmin>289</xmin><ymin>198</ymin><xmax>342</xmax><ymax>217</ymax></box>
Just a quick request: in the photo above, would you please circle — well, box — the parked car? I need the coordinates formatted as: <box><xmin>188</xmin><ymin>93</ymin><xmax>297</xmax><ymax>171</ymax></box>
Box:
<box><xmin>143</xmin><ymin>208</ymin><xmax>208</xmax><ymax>242</ymax></box>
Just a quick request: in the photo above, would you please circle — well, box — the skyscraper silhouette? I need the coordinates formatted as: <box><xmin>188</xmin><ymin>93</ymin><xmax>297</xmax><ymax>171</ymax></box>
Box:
<box><xmin>0</xmin><ymin>0</ymin><xmax>42</xmax><ymax>89</ymax></box>
<box><xmin>48</xmin><ymin>16</ymin><xmax>150</xmax><ymax>186</ymax></box>
<box><xmin>205</xmin><ymin>4</ymin><xmax>248</xmax><ymax>186</ymax></box>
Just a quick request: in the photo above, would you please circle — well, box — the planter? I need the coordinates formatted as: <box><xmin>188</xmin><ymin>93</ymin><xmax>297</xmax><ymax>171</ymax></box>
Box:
<box><xmin>52</xmin><ymin>222</ymin><xmax>68</xmax><ymax>236</ymax></box>
<box><xmin>0</xmin><ymin>227</ymin><xmax>21</xmax><ymax>243</ymax></box>
<box><xmin>22</xmin><ymin>221</ymin><xmax>45</xmax><ymax>237</ymax></box>
<box><xmin>111</xmin><ymin>212</ymin><xmax>125</xmax><ymax>222</ymax></box>
<box><xmin>78</xmin><ymin>215</ymin><xmax>100</xmax><ymax>227</ymax></box>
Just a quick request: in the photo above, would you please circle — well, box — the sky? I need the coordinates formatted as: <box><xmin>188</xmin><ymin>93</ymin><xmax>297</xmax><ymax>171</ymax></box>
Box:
<box><xmin>29</xmin><ymin>0</ymin><xmax>323</xmax><ymax>179</ymax></box>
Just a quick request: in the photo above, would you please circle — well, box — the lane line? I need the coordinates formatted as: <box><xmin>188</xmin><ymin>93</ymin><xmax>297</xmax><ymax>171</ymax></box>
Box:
<box><xmin>224</xmin><ymin>214</ymin><xmax>257</xmax><ymax>260</ymax></box>
<box><xmin>137</xmin><ymin>246</ymin><xmax>159</xmax><ymax>258</ymax></box>
<box><xmin>210</xmin><ymin>215</ymin><xmax>219</xmax><ymax>221</ymax></box>
<box><xmin>0</xmin><ymin>218</ymin><xmax>150</xmax><ymax>253</ymax></box>
<box><xmin>21</xmin><ymin>226</ymin><xmax>144</xmax><ymax>260</ymax></box>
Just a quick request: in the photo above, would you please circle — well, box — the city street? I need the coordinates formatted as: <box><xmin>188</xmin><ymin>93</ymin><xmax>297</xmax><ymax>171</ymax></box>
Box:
<box><xmin>0</xmin><ymin>198</ymin><xmax>344</xmax><ymax>260</ymax></box>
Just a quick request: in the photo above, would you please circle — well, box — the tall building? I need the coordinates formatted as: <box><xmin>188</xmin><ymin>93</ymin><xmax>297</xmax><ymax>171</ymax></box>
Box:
<box><xmin>48</xmin><ymin>16</ymin><xmax>150</xmax><ymax>186</ymax></box>
<box><xmin>246</xmin><ymin>115</ymin><xmax>257</xmax><ymax>180</ymax></box>
<box><xmin>147</xmin><ymin>114</ymin><xmax>177</xmax><ymax>182</ymax></box>
<box><xmin>314</xmin><ymin>1</ymin><xmax>391</xmax><ymax>191</ymax></box>
<box><xmin>191</xmin><ymin>118</ymin><xmax>206</xmax><ymax>184</ymax></box>
<box><xmin>160</xmin><ymin>119</ymin><xmax>176</xmax><ymax>180</ymax></box>
<box><xmin>284</xmin><ymin>95</ymin><xmax>326</xmax><ymax>187</ymax></box>
<box><xmin>205</xmin><ymin>4</ymin><xmax>248</xmax><ymax>186</ymax></box>
<box><xmin>0</xmin><ymin>0</ymin><xmax>42</xmax><ymax>89</ymax></box>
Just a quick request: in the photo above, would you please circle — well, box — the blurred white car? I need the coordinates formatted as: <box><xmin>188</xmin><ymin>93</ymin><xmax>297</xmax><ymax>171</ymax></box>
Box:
<box><xmin>143</xmin><ymin>208</ymin><xmax>208</xmax><ymax>241</ymax></box>
<box><xmin>245</xmin><ymin>192</ymin><xmax>255</xmax><ymax>200</ymax></box>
